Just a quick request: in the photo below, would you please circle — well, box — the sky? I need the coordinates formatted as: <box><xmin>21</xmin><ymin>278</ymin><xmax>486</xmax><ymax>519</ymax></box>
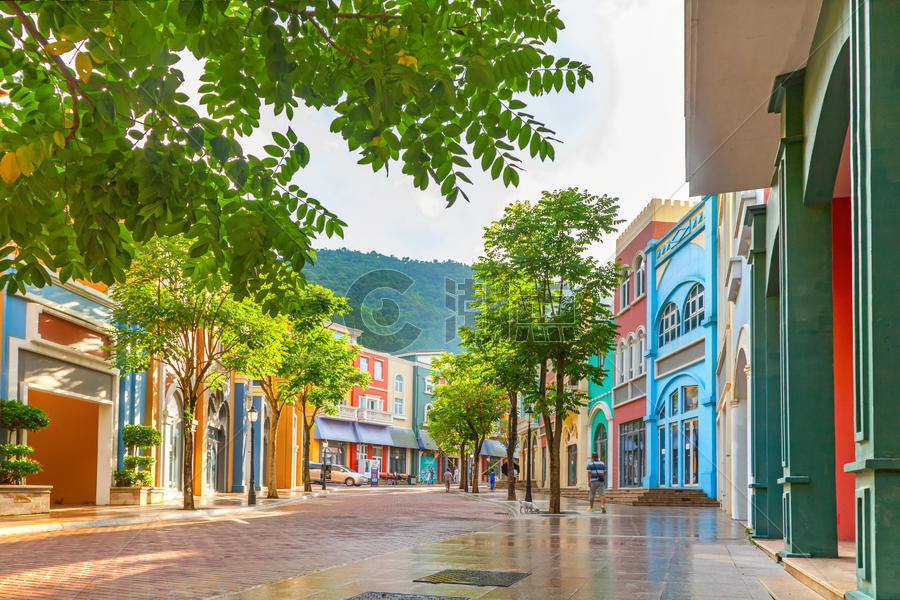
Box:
<box><xmin>243</xmin><ymin>0</ymin><xmax>690</xmax><ymax>265</ymax></box>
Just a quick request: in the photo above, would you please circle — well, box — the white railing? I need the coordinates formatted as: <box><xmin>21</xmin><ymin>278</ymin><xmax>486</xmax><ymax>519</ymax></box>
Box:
<box><xmin>336</xmin><ymin>405</ymin><xmax>359</xmax><ymax>420</ymax></box>
<box><xmin>360</xmin><ymin>408</ymin><xmax>394</xmax><ymax>425</ymax></box>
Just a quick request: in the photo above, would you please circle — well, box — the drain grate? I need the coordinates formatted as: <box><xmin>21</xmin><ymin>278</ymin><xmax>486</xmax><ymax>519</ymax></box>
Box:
<box><xmin>346</xmin><ymin>594</ymin><xmax>469</xmax><ymax>600</ymax></box>
<box><xmin>414</xmin><ymin>569</ymin><xmax>530</xmax><ymax>587</ymax></box>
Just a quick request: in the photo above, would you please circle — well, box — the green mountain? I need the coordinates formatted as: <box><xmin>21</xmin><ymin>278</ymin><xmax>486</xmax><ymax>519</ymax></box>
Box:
<box><xmin>304</xmin><ymin>248</ymin><xmax>474</xmax><ymax>354</ymax></box>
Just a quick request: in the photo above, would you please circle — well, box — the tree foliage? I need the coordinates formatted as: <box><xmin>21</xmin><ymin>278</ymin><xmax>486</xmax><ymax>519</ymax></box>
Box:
<box><xmin>0</xmin><ymin>398</ymin><xmax>49</xmax><ymax>484</ymax></box>
<box><xmin>109</xmin><ymin>236</ymin><xmax>277</xmax><ymax>508</ymax></box>
<box><xmin>474</xmin><ymin>188</ymin><xmax>622</xmax><ymax>511</ymax></box>
<box><xmin>0</xmin><ymin>1</ymin><xmax>591</xmax><ymax>304</ymax></box>
<box><xmin>430</xmin><ymin>352</ymin><xmax>506</xmax><ymax>494</ymax></box>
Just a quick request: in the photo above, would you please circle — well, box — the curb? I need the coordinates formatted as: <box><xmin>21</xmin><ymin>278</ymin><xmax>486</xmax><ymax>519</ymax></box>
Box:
<box><xmin>450</xmin><ymin>490</ymin><xmax>522</xmax><ymax>518</ymax></box>
<box><xmin>0</xmin><ymin>489</ymin><xmax>337</xmax><ymax>537</ymax></box>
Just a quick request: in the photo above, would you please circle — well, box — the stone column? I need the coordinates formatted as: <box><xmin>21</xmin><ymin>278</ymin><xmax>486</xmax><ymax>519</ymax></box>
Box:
<box><xmin>845</xmin><ymin>2</ymin><xmax>900</xmax><ymax>597</ymax></box>
<box><xmin>771</xmin><ymin>71</ymin><xmax>838</xmax><ymax>558</ymax></box>
<box><xmin>747</xmin><ymin>203</ymin><xmax>783</xmax><ymax>539</ymax></box>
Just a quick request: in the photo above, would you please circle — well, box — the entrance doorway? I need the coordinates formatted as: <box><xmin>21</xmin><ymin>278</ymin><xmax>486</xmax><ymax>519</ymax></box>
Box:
<box><xmin>164</xmin><ymin>391</ymin><xmax>184</xmax><ymax>491</ymax></box>
<box><xmin>619</xmin><ymin>419</ymin><xmax>645</xmax><ymax>487</ymax></box>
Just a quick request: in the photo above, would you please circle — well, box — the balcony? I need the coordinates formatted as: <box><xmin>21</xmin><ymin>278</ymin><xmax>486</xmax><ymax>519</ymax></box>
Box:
<box><xmin>612</xmin><ymin>375</ymin><xmax>647</xmax><ymax>407</ymax></box>
<box><xmin>332</xmin><ymin>404</ymin><xmax>393</xmax><ymax>425</ymax></box>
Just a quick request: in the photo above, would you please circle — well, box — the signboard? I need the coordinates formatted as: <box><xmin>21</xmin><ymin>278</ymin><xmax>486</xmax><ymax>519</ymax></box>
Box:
<box><xmin>419</xmin><ymin>455</ymin><xmax>438</xmax><ymax>483</ymax></box>
<box><xmin>370</xmin><ymin>465</ymin><xmax>379</xmax><ymax>486</ymax></box>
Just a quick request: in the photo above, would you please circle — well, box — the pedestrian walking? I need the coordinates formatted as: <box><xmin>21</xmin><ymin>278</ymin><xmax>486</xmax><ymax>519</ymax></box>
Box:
<box><xmin>586</xmin><ymin>452</ymin><xmax>607</xmax><ymax>513</ymax></box>
<box><xmin>453</xmin><ymin>467</ymin><xmax>459</xmax><ymax>483</ymax></box>
<box><xmin>513</xmin><ymin>467</ymin><xmax>518</xmax><ymax>484</ymax></box>
<box><xmin>444</xmin><ymin>467</ymin><xmax>453</xmax><ymax>492</ymax></box>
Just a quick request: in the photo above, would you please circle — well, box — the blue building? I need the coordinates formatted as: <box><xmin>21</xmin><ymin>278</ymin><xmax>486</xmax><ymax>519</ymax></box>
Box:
<box><xmin>644</xmin><ymin>197</ymin><xmax>718</xmax><ymax>498</ymax></box>
<box><xmin>587</xmin><ymin>352</ymin><xmax>615</xmax><ymax>468</ymax></box>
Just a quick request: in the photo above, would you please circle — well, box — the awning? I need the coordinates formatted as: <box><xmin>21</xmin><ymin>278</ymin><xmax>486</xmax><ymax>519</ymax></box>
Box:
<box><xmin>417</xmin><ymin>430</ymin><xmax>439</xmax><ymax>451</ymax></box>
<box><xmin>353</xmin><ymin>422</ymin><xmax>394</xmax><ymax>446</ymax></box>
<box><xmin>313</xmin><ymin>417</ymin><xmax>358</xmax><ymax>443</ymax></box>
<box><xmin>479</xmin><ymin>440</ymin><xmax>509</xmax><ymax>458</ymax></box>
<box><xmin>387</xmin><ymin>427</ymin><xmax>419</xmax><ymax>449</ymax></box>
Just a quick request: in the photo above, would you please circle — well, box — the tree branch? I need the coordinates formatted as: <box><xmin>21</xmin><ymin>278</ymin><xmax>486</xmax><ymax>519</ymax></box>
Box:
<box><xmin>306</xmin><ymin>16</ymin><xmax>368</xmax><ymax>65</ymax></box>
<box><xmin>6</xmin><ymin>0</ymin><xmax>95</xmax><ymax>110</ymax></box>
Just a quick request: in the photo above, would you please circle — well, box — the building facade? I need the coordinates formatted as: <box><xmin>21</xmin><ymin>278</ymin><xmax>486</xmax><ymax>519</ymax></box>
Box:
<box><xmin>684</xmin><ymin>1</ymin><xmax>898</xmax><ymax>596</ymax></box>
<box><xmin>644</xmin><ymin>197</ymin><xmax>718</xmax><ymax>498</ymax></box>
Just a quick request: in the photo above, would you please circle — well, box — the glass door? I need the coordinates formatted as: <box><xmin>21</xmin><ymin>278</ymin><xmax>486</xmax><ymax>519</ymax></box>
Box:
<box><xmin>658</xmin><ymin>425</ymin><xmax>666</xmax><ymax>487</ymax></box>
<box><xmin>683</xmin><ymin>418</ymin><xmax>699</xmax><ymax>486</ymax></box>
<box><xmin>670</xmin><ymin>422</ymin><xmax>679</xmax><ymax>486</ymax></box>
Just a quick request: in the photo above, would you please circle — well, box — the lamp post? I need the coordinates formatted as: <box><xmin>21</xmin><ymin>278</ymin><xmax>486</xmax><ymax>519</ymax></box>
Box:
<box><xmin>247</xmin><ymin>406</ymin><xmax>258</xmax><ymax>505</ymax></box>
<box><xmin>524</xmin><ymin>406</ymin><xmax>533</xmax><ymax>503</ymax></box>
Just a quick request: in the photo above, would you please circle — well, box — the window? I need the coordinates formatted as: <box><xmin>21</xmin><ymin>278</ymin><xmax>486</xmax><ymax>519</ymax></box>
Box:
<box><xmin>424</xmin><ymin>376</ymin><xmax>434</xmax><ymax>394</ymax></box>
<box><xmin>682</xmin><ymin>385</ymin><xmax>699</xmax><ymax>412</ymax></box>
<box><xmin>593</xmin><ymin>424</ymin><xmax>608</xmax><ymax>465</ymax></box>
<box><xmin>394</xmin><ymin>375</ymin><xmax>404</xmax><ymax>393</ymax></box>
<box><xmin>635</xmin><ymin>255</ymin><xmax>646</xmax><ymax>298</ymax></box>
<box><xmin>619</xmin><ymin>419</ymin><xmax>645</xmax><ymax>487</ymax></box>
<box><xmin>356</xmin><ymin>443</ymin><xmax>368</xmax><ymax>468</ymax></box>
<box><xmin>390</xmin><ymin>450</ymin><xmax>406</xmax><ymax>474</ymax></box>
<box><xmin>618</xmin><ymin>343</ymin><xmax>627</xmax><ymax>384</ymax></box>
<box><xmin>683</xmin><ymin>418</ymin><xmax>699</xmax><ymax>485</ymax></box>
<box><xmin>374</xmin><ymin>360</ymin><xmax>383</xmax><ymax>381</ymax></box>
<box><xmin>366</xmin><ymin>395</ymin><xmax>379</xmax><ymax>411</ymax></box>
<box><xmin>670</xmin><ymin>422</ymin><xmax>679</xmax><ymax>486</ymax></box>
<box><xmin>625</xmin><ymin>340</ymin><xmax>633</xmax><ymax>380</ymax></box>
<box><xmin>637</xmin><ymin>332</ymin><xmax>646</xmax><ymax>375</ymax></box>
<box><xmin>359</xmin><ymin>356</ymin><xmax>369</xmax><ymax>374</ymax></box>
<box><xmin>658</xmin><ymin>425</ymin><xmax>666</xmax><ymax>487</ymax></box>
<box><xmin>619</xmin><ymin>273</ymin><xmax>631</xmax><ymax>310</ymax></box>
<box><xmin>669</xmin><ymin>390</ymin><xmax>679</xmax><ymax>417</ymax></box>
<box><xmin>423</xmin><ymin>403</ymin><xmax>433</xmax><ymax>423</ymax></box>
<box><xmin>658</xmin><ymin>302</ymin><xmax>681</xmax><ymax>346</ymax></box>
<box><xmin>393</xmin><ymin>396</ymin><xmax>403</xmax><ymax>415</ymax></box>
<box><xmin>683</xmin><ymin>284</ymin><xmax>705</xmax><ymax>333</ymax></box>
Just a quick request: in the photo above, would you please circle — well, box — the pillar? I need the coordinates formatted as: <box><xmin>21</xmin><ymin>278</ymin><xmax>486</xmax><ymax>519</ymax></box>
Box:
<box><xmin>747</xmin><ymin>204</ymin><xmax>783</xmax><ymax>538</ymax></box>
<box><xmin>845</xmin><ymin>2</ymin><xmax>900</xmax><ymax>597</ymax></box>
<box><xmin>230</xmin><ymin>380</ymin><xmax>246</xmax><ymax>492</ymax></box>
<box><xmin>771</xmin><ymin>70</ymin><xmax>838</xmax><ymax>557</ymax></box>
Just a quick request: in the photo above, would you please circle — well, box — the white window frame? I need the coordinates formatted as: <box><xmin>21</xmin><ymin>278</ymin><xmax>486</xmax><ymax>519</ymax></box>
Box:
<box><xmin>424</xmin><ymin>376</ymin><xmax>434</xmax><ymax>394</ymax></box>
<box><xmin>658</xmin><ymin>303</ymin><xmax>680</xmax><ymax>347</ymax></box>
<box><xmin>373</xmin><ymin>360</ymin><xmax>383</xmax><ymax>381</ymax></box>
<box><xmin>619</xmin><ymin>275</ymin><xmax>631</xmax><ymax>311</ymax></box>
<box><xmin>682</xmin><ymin>284</ymin><xmax>705</xmax><ymax>334</ymax></box>
<box><xmin>634</xmin><ymin>255</ymin><xmax>646</xmax><ymax>299</ymax></box>
<box><xmin>359</xmin><ymin>356</ymin><xmax>369</xmax><ymax>374</ymax></box>
<box><xmin>394</xmin><ymin>374</ymin><xmax>403</xmax><ymax>393</ymax></box>
<box><xmin>637</xmin><ymin>331</ymin><xmax>646</xmax><ymax>375</ymax></box>
<box><xmin>393</xmin><ymin>396</ymin><xmax>404</xmax><ymax>415</ymax></box>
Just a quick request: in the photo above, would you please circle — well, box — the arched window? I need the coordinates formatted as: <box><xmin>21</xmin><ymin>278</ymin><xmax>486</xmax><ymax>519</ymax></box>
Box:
<box><xmin>625</xmin><ymin>337</ymin><xmax>634</xmax><ymax>380</ymax></box>
<box><xmin>683</xmin><ymin>284</ymin><xmax>705</xmax><ymax>333</ymax></box>
<box><xmin>637</xmin><ymin>331</ymin><xmax>646</xmax><ymax>375</ymax></box>
<box><xmin>619</xmin><ymin>271</ymin><xmax>631</xmax><ymax>310</ymax></box>
<box><xmin>423</xmin><ymin>403</ymin><xmax>433</xmax><ymax>423</ymax></box>
<box><xmin>394</xmin><ymin>374</ymin><xmax>404</xmax><ymax>393</ymax></box>
<box><xmin>658</xmin><ymin>302</ymin><xmax>681</xmax><ymax>346</ymax></box>
<box><xmin>617</xmin><ymin>342</ymin><xmax>627</xmax><ymax>383</ymax></box>
<box><xmin>593</xmin><ymin>423</ymin><xmax>608</xmax><ymax>464</ymax></box>
<box><xmin>634</xmin><ymin>255</ymin><xmax>646</xmax><ymax>298</ymax></box>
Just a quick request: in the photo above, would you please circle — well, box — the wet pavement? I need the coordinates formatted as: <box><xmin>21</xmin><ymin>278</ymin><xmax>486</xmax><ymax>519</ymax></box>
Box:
<box><xmin>222</xmin><ymin>493</ymin><xmax>791</xmax><ymax>600</ymax></box>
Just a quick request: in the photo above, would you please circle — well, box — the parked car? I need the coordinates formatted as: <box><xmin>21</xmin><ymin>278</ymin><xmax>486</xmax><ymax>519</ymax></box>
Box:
<box><xmin>308</xmin><ymin>462</ymin><xmax>369</xmax><ymax>486</ymax></box>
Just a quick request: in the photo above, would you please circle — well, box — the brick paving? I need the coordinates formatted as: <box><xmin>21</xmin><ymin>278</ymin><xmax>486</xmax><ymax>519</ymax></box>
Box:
<box><xmin>0</xmin><ymin>487</ymin><xmax>509</xmax><ymax>600</ymax></box>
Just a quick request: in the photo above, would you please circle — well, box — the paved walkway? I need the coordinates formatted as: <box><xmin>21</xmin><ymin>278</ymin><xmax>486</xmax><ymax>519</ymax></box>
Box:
<box><xmin>0</xmin><ymin>487</ymin><xmax>509</xmax><ymax>599</ymax></box>
<box><xmin>223</xmin><ymin>490</ymin><xmax>796</xmax><ymax>600</ymax></box>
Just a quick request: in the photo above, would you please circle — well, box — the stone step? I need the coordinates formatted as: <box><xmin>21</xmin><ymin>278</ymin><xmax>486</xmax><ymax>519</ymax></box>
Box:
<box><xmin>758</xmin><ymin>576</ymin><xmax>824</xmax><ymax>600</ymax></box>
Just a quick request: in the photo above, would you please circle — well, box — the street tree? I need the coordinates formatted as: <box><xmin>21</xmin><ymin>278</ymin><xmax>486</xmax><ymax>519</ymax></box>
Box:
<box><xmin>109</xmin><ymin>236</ymin><xmax>277</xmax><ymax>510</ymax></box>
<box><xmin>280</xmin><ymin>326</ymin><xmax>369</xmax><ymax>492</ymax></box>
<box><xmin>0</xmin><ymin>1</ymin><xmax>592</xmax><ymax>307</ymax></box>
<box><xmin>233</xmin><ymin>284</ymin><xmax>347</xmax><ymax>498</ymax></box>
<box><xmin>432</xmin><ymin>352</ymin><xmax>506</xmax><ymax>494</ymax></box>
<box><xmin>477</xmin><ymin>188</ymin><xmax>622</xmax><ymax>512</ymax></box>
<box><xmin>424</xmin><ymin>396</ymin><xmax>469</xmax><ymax>490</ymax></box>
<box><xmin>461</xmin><ymin>278</ymin><xmax>538</xmax><ymax>500</ymax></box>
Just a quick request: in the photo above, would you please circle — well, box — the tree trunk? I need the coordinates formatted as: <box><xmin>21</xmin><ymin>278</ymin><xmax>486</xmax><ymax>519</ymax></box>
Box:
<box><xmin>182</xmin><ymin>408</ymin><xmax>195</xmax><ymax>510</ymax></box>
<box><xmin>472</xmin><ymin>439</ymin><xmax>484</xmax><ymax>494</ymax></box>
<box><xmin>506</xmin><ymin>389</ymin><xmax>518</xmax><ymax>501</ymax></box>
<box><xmin>301</xmin><ymin>405</ymin><xmax>313</xmax><ymax>493</ymax></box>
<box><xmin>458</xmin><ymin>443</ymin><xmax>467</xmax><ymax>490</ymax></box>
<box><xmin>548</xmin><ymin>361</ymin><xmax>566</xmax><ymax>514</ymax></box>
<box><xmin>266</xmin><ymin>408</ymin><xmax>281</xmax><ymax>498</ymax></box>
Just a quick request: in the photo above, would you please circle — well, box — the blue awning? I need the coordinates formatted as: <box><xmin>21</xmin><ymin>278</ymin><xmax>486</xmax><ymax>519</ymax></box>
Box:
<box><xmin>388</xmin><ymin>427</ymin><xmax>419</xmax><ymax>449</ymax></box>
<box><xmin>313</xmin><ymin>417</ymin><xmax>358</xmax><ymax>443</ymax></box>
<box><xmin>417</xmin><ymin>430</ymin><xmax>439</xmax><ymax>451</ymax></box>
<box><xmin>480</xmin><ymin>440</ymin><xmax>509</xmax><ymax>458</ymax></box>
<box><xmin>353</xmin><ymin>422</ymin><xmax>394</xmax><ymax>446</ymax></box>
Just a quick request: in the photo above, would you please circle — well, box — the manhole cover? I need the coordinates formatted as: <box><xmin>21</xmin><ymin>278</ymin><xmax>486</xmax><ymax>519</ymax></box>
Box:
<box><xmin>414</xmin><ymin>570</ymin><xmax>530</xmax><ymax>587</ymax></box>
<box><xmin>346</xmin><ymin>594</ymin><xmax>469</xmax><ymax>600</ymax></box>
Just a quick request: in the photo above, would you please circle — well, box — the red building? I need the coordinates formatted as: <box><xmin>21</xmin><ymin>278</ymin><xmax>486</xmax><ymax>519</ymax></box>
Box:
<box><xmin>609</xmin><ymin>199</ymin><xmax>692</xmax><ymax>488</ymax></box>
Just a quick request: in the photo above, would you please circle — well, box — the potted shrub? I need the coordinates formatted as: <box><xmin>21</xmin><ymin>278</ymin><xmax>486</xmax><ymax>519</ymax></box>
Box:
<box><xmin>111</xmin><ymin>424</ymin><xmax>164</xmax><ymax>505</ymax></box>
<box><xmin>0</xmin><ymin>398</ymin><xmax>53</xmax><ymax>515</ymax></box>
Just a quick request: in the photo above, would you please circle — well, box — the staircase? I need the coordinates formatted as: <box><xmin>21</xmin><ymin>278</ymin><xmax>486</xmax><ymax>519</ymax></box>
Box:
<box><xmin>605</xmin><ymin>488</ymin><xmax>719</xmax><ymax>507</ymax></box>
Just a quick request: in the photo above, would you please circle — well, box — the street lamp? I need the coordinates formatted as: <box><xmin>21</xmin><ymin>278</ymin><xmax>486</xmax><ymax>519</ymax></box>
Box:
<box><xmin>524</xmin><ymin>405</ymin><xmax>533</xmax><ymax>503</ymax></box>
<box><xmin>247</xmin><ymin>406</ymin><xmax>258</xmax><ymax>505</ymax></box>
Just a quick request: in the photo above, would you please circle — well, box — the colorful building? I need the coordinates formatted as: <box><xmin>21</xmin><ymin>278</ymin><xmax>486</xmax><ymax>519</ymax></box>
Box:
<box><xmin>0</xmin><ymin>279</ymin><xmax>147</xmax><ymax>506</ymax></box>
<box><xmin>684</xmin><ymin>1</ymin><xmax>898</xmax><ymax>596</ymax></box>
<box><xmin>610</xmin><ymin>198</ymin><xmax>692</xmax><ymax>489</ymax></box>
<box><xmin>644</xmin><ymin>197</ymin><xmax>718</xmax><ymax>498</ymax></box>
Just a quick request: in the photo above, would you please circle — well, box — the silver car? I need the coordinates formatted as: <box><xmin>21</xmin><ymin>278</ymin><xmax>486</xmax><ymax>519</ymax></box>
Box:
<box><xmin>309</xmin><ymin>462</ymin><xmax>369</xmax><ymax>486</ymax></box>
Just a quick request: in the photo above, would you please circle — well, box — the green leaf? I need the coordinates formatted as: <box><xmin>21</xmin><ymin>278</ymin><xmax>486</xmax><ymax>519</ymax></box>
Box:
<box><xmin>263</xmin><ymin>144</ymin><xmax>283</xmax><ymax>157</ymax></box>
<box><xmin>96</xmin><ymin>92</ymin><xmax>116</xmax><ymax>123</ymax></box>
<box><xmin>272</xmin><ymin>132</ymin><xmax>290</xmax><ymax>148</ymax></box>
<box><xmin>466</xmin><ymin>56</ymin><xmax>496</xmax><ymax>88</ymax></box>
<box><xmin>210</xmin><ymin>136</ymin><xmax>230</xmax><ymax>162</ymax></box>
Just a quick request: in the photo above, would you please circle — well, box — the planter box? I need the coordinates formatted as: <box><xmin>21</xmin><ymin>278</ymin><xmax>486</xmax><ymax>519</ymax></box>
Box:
<box><xmin>109</xmin><ymin>487</ymin><xmax>166</xmax><ymax>506</ymax></box>
<box><xmin>0</xmin><ymin>485</ymin><xmax>52</xmax><ymax>516</ymax></box>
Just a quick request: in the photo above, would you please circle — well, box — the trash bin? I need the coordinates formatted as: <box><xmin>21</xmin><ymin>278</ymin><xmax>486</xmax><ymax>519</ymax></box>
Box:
<box><xmin>407</xmin><ymin>475</ymin><xmax>414</xmax><ymax>485</ymax></box>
